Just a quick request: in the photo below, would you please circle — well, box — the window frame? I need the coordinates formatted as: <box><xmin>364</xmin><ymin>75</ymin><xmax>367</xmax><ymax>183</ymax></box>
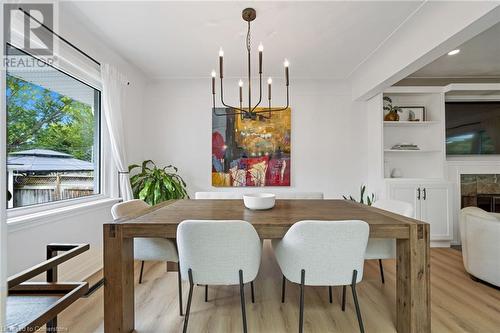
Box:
<box><xmin>5</xmin><ymin>43</ymin><xmax>107</xmax><ymax>216</ymax></box>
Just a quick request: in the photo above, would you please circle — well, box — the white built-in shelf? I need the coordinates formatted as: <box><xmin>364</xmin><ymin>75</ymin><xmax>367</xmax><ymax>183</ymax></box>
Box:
<box><xmin>382</xmin><ymin>88</ymin><xmax>446</xmax><ymax>179</ymax></box>
<box><xmin>384</xmin><ymin>149</ymin><xmax>441</xmax><ymax>153</ymax></box>
<box><xmin>384</xmin><ymin>121</ymin><xmax>440</xmax><ymax>127</ymax></box>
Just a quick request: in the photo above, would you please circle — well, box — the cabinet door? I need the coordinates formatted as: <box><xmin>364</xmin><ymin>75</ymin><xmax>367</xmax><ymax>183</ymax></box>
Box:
<box><xmin>387</xmin><ymin>183</ymin><xmax>419</xmax><ymax>218</ymax></box>
<box><xmin>420</xmin><ymin>183</ymin><xmax>452</xmax><ymax>240</ymax></box>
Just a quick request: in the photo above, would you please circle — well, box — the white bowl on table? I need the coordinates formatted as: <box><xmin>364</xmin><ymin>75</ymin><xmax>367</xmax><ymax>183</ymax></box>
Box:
<box><xmin>243</xmin><ymin>193</ymin><xmax>276</xmax><ymax>210</ymax></box>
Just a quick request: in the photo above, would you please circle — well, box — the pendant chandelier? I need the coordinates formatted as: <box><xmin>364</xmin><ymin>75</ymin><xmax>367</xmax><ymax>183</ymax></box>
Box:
<box><xmin>211</xmin><ymin>8</ymin><xmax>290</xmax><ymax>120</ymax></box>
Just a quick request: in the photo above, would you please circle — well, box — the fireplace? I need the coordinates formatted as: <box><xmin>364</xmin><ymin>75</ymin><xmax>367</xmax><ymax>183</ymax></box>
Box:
<box><xmin>461</xmin><ymin>174</ymin><xmax>500</xmax><ymax>213</ymax></box>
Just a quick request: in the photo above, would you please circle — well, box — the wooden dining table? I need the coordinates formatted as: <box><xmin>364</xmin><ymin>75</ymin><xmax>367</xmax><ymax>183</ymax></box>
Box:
<box><xmin>103</xmin><ymin>199</ymin><xmax>430</xmax><ymax>333</ymax></box>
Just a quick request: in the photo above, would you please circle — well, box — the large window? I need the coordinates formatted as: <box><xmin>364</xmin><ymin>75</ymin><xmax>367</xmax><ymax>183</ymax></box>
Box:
<box><xmin>6</xmin><ymin>45</ymin><xmax>101</xmax><ymax>209</ymax></box>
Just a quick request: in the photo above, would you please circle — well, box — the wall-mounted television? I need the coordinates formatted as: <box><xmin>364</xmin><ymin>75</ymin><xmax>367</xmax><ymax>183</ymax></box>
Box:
<box><xmin>445</xmin><ymin>101</ymin><xmax>500</xmax><ymax>155</ymax></box>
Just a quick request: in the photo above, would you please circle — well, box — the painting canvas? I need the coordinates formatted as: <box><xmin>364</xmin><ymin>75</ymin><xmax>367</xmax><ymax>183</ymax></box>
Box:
<box><xmin>212</xmin><ymin>107</ymin><xmax>291</xmax><ymax>187</ymax></box>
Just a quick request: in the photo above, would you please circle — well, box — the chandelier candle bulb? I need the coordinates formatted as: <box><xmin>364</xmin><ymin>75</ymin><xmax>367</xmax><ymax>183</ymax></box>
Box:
<box><xmin>284</xmin><ymin>59</ymin><xmax>289</xmax><ymax>86</ymax></box>
<box><xmin>239</xmin><ymin>80</ymin><xmax>243</xmax><ymax>102</ymax></box>
<box><xmin>258</xmin><ymin>43</ymin><xmax>263</xmax><ymax>74</ymax></box>
<box><xmin>219</xmin><ymin>48</ymin><xmax>224</xmax><ymax>78</ymax></box>
<box><xmin>211</xmin><ymin>70</ymin><xmax>216</xmax><ymax>94</ymax></box>
<box><xmin>268</xmin><ymin>77</ymin><xmax>272</xmax><ymax>100</ymax></box>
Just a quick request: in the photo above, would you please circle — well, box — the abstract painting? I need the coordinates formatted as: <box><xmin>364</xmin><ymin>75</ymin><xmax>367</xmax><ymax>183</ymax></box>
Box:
<box><xmin>212</xmin><ymin>107</ymin><xmax>291</xmax><ymax>187</ymax></box>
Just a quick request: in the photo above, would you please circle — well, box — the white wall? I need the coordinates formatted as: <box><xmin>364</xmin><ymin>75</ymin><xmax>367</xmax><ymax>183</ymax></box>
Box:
<box><xmin>5</xmin><ymin>4</ymin><xmax>148</xmax><ymax>279</ymax></box>
<box><xmin>142</xmin><ymin>78</ymin><xmax>369</xmax><ymax>199</ymax></box>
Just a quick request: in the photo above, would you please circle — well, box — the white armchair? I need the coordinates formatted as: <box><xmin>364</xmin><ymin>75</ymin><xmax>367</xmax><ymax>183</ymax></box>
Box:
<box><xmin>459</xmin><ymin>207</ymin><xmax>500</xmax><ymax>287</ymax></box>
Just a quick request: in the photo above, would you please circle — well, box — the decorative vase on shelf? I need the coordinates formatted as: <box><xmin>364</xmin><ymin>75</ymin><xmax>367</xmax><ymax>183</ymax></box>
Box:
<box><xmin>391</xmin><ymin>168</ymin><xmax>403</xmax><ymax>178</ymax></box>
<box><xmin>383</xmin><ymin>96</ymin><xmax>400</xmax><ymax>121</ymax></box>
<box><xmin>384</xmin><ymin>111</ymin><xmax>400</xmax><ymax>121</ymax></box>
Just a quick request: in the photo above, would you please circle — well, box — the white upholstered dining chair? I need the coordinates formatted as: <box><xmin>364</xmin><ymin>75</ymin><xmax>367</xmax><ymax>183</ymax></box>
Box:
<box><xmin>193</xmin><ymin>191</ymin><xmax>323</xmax><ymax>302</ymax></box>
<box><xmin>194</xmin><ymin>191</ymin><xmax>324</xmax><ymax>200</ymax></box>
<box><xmin>365</xmin><ymin>199</ymin><xmax>413</xmax><ymax>283</ymax></box>
<box><xmin>194</xmin><ymin>192</ymin><xmax>244</xmax><ymax>199</ymax></box>
<box><xmin>177</xmin><ymin>220</ymin><xmax>261</xmax><ymax>333</ymax></box>
<box><xmin>275</xmin><ymin>192</ymin><xmax>324</xmax><ymax>199</ymax></box>
<box><xmin>111</xmin><ymin>199</ymin><xmax>183</xmax><ymax>315</ymax></box>
<box><xmin>273</xmin><ymin>220</ymin><xmax>369</xmax><ymax>333</ymax></box>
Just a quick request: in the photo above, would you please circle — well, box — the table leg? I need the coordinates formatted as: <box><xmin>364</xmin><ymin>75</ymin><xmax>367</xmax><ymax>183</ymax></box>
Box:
<box><xmin>396</xmin><ymin>224</ymin><xmax>430</xmax><ymax>333</ymax></box>
<box><xmin>104</xmin><ymin>224</ymin><xmax>135</xmax><ymax>332</ymax></box>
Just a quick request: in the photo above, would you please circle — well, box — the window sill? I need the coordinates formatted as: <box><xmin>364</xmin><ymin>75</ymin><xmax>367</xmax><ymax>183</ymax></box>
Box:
<box><xmin>7</xmin><ymin>197</ymin><xmax>121</xmax><ymax>233</ymax></box>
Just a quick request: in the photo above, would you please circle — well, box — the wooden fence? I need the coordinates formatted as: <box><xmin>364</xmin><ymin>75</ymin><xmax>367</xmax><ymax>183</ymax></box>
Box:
<box><xmin>12</xmin><ymin>174</ymin><xmax>95</xmax><ymax>207</ymax></box>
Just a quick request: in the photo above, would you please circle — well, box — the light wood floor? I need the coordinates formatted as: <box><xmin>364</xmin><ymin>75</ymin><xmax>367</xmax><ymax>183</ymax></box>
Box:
<box><xmin>59</xmin><ymin>242</ymin><xmax>500</xmax><ymax>333</ymax></box>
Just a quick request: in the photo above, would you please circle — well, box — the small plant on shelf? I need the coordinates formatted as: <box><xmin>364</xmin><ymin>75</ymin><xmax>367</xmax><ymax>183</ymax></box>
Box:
<box><xmin>383</xmin><ymin>96</ymin><xmax>401</xmax><ymax>121</ymax></box>
<box><xmin>343</xmin><ymin>185</ymin><xmax>375</xmax><ymax>206</ymax></box>
<box><xmin>129</xmin><ymin>160</ymin><xmax>189</xmax><ymax>205</ymax></box>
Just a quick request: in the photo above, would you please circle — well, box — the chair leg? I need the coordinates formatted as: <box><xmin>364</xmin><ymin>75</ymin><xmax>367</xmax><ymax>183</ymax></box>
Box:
<box><xmin>205</xmin><ymin>285</ymin><xmax>208</xmax><ymax>302</ymax></box>
<box><xmin>177</xmin><ymin>262</ymin><xmax>183</xmax><ymax>316</ymax></box>
<box><xmin>239</xmin><ymin>270</ymin><xmax>248</xmax><ymax>333</ymax></box>
<box><xmin>351</xmin><ymin>270</ymin><xmax>365</xmax><ymax>333</ymax></box>
<box><xmin>46</xmin><ymin>318</ymin><xmax>57</xmax><ymax>332</ymax></box>
<box><xmin>328</xmin><ymin>286</ymin><xmax>333</xmax><ymax>303</ymax></box>
<box><xmin>182</xmin><ymin>269</ymin><xmax>194</xmax><ymax>333</ymax></box>
<box><xmin>378</xmin><ymin>259</ymin><xmax>385</xmax><ymax>284</ymax></box>
<box><xmin>299</xmin><ymin>269</ymin><xmax>305</xmax><ymax>333</ymax></box>
<box><xmin>139</xmin><ymin>261</ymin><xmax>145</xmax><ymax>284</ymax></box>
<box><xmin>342</xmin><ymin>285</ymin><xmax>346</xmax><ymax>311</ymax></box>
<box><xmin>281</xmin><ymin>275</ymin><xmax>286</xmax><ymax>303</ymax></box>
<box><xmin>250</xmin><ymin>281</ymin><xmax>255</xmax><ymax>303</ymax></box>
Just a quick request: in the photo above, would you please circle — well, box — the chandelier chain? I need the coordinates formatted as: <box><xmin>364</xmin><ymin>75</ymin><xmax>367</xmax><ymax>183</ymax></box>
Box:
<box><xmin>247</xmin><ymin>21</ymin><xmax>251</xmax><ymax>53</ymax></box>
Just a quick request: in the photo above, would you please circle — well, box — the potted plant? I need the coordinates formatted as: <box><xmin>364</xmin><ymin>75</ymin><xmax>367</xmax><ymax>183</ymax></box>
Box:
<box><xmin>343</xmin><ymin>185</ymin><xmax>375</xmax><ymax>206</ymax></box>
<box><xmin>383</xmin><ymin>96</ymin><xmax>401</xmax><ymax>121</ymax></box>
<box><xmin>129</xmin><ymin>160</ymin><xmax>188</xmax><ymax>205</ymax></box>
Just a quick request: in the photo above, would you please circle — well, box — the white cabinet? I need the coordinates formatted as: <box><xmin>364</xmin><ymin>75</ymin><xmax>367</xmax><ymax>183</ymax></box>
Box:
<box><xmin>387</xmin><ymin>180</ymin><xmax>453</xmax><ymax>242</ymax></box>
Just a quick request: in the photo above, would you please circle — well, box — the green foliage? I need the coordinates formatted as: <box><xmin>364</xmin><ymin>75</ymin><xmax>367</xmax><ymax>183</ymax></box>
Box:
<box><xmin>383</xmin><ymin>96</ymin><xmax>401</xmax><ymax>114</ymax></box>
<box><xmin>7</xmin><ymin>75</ymin><xmax>94</xmax><ymax>161</ymax></box>
<box><xmin>129</xmin><ymin>160</ymin><xmax>189</xmax><ymax>205</ymax></box>
<box><xmin>342</xmin><ymin>185</ymin><xmax>375</xmax><ymax>206</ymax></box>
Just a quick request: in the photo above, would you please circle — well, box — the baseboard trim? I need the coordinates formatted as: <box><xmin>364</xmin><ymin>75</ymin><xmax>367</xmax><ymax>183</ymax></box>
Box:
<box><xmin>431</xmin><ymin>240</ymin><xmax>451</xmax><ymax>248</ymax></box>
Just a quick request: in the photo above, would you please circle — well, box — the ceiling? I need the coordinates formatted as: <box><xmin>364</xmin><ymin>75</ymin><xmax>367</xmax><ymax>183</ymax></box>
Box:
<box><xmin>62</xmin><ymin>1</ymin><xmax>424</xmax><ymax>79</ymax></box>
<box><xmin>406</xmin><ymin>21</ymin><xmax>500</xmax><ymax>80</ymax></box>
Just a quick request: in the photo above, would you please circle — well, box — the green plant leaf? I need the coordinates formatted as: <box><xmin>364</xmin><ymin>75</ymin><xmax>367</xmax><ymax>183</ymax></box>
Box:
<box><xmin>139</xmin><ymin>180</ymin><xmax>152</xmax><ymax>201</ymax></box>
<box><xmin>128</xmin><ymin>164</ymin><xmax>140</xmax><ymax>172</ymax></box>
<box><xmin>141</xmin><ymin>160</ymin><xmax>154</xmax><ymax>173</ymax></box>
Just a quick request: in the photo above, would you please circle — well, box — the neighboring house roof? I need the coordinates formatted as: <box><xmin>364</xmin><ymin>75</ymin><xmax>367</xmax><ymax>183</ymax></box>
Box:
<box><xmin>7</xmin><ymin>149</ymin><xmax>93</xmax><ymax>172</ymax></box>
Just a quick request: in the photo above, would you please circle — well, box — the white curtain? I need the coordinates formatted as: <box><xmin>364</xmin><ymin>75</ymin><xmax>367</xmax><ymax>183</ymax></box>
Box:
<box><xmin>101</xmin><ymin>64</ymin><xmax>133</xmax><ymax>201</ymax></box>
